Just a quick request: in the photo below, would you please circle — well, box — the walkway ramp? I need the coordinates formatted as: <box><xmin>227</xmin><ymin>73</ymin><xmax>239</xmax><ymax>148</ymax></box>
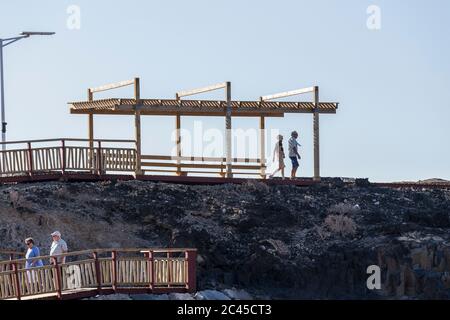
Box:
<box><xmin>0</xmin><ymin>248</ymin><xmax>197</xmax><ymax>300</ymax></box>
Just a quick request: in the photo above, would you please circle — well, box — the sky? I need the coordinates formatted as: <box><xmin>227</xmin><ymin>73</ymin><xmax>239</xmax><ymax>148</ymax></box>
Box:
<box><xmin>0</xmin><ymin>0</ymin><xmax>449</xmax><ymax>182</ymax></box>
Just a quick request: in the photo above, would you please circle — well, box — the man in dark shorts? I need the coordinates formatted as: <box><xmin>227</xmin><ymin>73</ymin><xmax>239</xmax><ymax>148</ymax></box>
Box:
<box><xmin>288</xmin><ymin>131</ymin><xmax>301</xmax><ymax>179</ymax></box>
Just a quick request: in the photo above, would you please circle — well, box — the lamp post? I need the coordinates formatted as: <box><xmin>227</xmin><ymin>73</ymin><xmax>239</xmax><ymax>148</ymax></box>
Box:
<box><xmin>0</xmin><ymin>31</ymin><xmax>55</xmax><ymax>151</ymax></box>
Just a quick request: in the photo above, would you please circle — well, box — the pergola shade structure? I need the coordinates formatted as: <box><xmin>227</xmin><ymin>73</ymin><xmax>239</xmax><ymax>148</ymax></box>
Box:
<box><xmin>69</xmin><ymin>98</ymin><xmax>338</xmax><ymax>116</ymax></box>
<box><xmin>68</xmin><ymin>78</ymin><xmax>339</xmax><ymax>180</ymax></box>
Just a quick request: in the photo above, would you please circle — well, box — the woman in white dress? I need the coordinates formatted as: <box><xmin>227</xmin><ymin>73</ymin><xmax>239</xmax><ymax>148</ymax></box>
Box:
<box><xmin>269</xmin><ymin>135</ymin><xmax>285</xmax><ymax>179</ymax></box>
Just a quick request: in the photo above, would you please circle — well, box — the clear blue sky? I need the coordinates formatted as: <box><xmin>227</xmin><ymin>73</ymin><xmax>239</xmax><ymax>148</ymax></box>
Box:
<box><xmin>1</xmin><ymin>0</ymin><xmax>449</xmax><ymax>182</ymax></box>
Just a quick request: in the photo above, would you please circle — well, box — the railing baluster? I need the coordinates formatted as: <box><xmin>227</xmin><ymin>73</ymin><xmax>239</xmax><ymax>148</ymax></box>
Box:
<box><xmin>167</xmin><ymin>252</ymin><xmax>171</xmax><ymax>288</ymax></box>
<box><xmin>61</xmin><ymin>140</ymin><xmax>66</xmax><ymax>174</ymax></box>
<box><xmin>111</xmin><ymin>251</ymin><xmax>117</xmax><ymax>292</ymax></box>
<box><xmin>12</xmin><ymin>262</ymin><xmax>21</xmax><ymax>300</ymax></box>
<box><xmin>97</xmin><ymin>141</ymin><xmax>103</xmax><ymax>175</ymax></box>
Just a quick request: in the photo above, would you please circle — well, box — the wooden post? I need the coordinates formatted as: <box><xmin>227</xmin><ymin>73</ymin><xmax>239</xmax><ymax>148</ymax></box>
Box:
<box><xmin>134</xmin><ymin>77</ymin><xmax>140</xmax><ymax>103</ymax></box>
<box><xmin>27</xmin><ymin>142</ymin><xmax>33</xmax><ymax>177</ymax></box>
<box><xmin>88</xmin><ymin>89</ymin><xmax>94</xmax><ymax>172</ymax></box>
<box><xmin>220</xmin><ymin>161</ymin><xmax>225</xmax><ymax>178</ymax></box>
<box><xmin>225</xmin><ymin>82</ymin><xmax>232</xmax><ymax>178</ymax></box>
<box><xmin>134</xmin><ymin>78</ymin><xmax>142</xmax><ymax>176</ymax></box>
<box><xmin>53</xmin><ymin>257</ymin><xmax>62</xmax><ymax>300</ymax></box>
<box><xmin>97</xmin><ymin>140</ymin><xmax>103</xmax><ymax>175</ymax></box>
<box><xmin>313</xmin><ymin>86</ymin><xmax>320</xmax><ymax>182</ymax></box>
<box><xmin>111</xmin><ymin>251</ymin><xmax>117</xmax><ymax>292</ymax></box>
<box><xmin>12</xmin><ymin>262</ymin><xmax>21</xmax><ymax>300</ymax></box>
<box><xmin>185</xmin><ymin>249</ymin><xmax>197</xmax><ymax>293</ymax></box>
<box><xmin>176</xmin><ymin>114</ymin><xmax>181</xmax><ymax>176</ymax></box>
<box><xmin>145</xmin><ymin>251</ymin><xmax>154</xmax><ymax>291</ymax></box>
<box><xmin>92</xmin><ymin>252</ymin><xmax>102</xmax><ymax>293</ymax></box>
<box><xmin>259</xmin><ymin>116</ymin><xmax>266</xmax><ymax>179</ymax></box>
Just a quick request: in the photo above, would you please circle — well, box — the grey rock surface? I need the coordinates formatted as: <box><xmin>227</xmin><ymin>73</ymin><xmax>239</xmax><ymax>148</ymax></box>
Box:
<box><xmin>195</xmin><ymin>290</ymin><xmax>231</xmax><ymax>300</ymax></box>
<box><xmin>1</xmin><ymin>179</ymin><xmax>450</xmax><ymax>299</ymax></box>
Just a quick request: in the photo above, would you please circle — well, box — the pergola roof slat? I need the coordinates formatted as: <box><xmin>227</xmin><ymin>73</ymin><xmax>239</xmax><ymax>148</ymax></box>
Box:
<box><xmin>68</xmin><ymin>98</ymin><xmax>338</xmax><ymax>116</ymax></box>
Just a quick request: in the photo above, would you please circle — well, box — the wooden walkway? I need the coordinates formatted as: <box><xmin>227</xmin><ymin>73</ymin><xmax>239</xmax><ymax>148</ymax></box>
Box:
<box><xmin>2</xmin><ymin>138</ymin><xmax>447</xmax><ymax>189</ymax></box>
<box><xmin>0</xmin><ymin>137</ymin><xmax>318</xmax><ymax>186</ymax></box>
<box><xmin>0</xmin><ymin>248</ymin><xmax>197</xmax><ymax>300</ymax></box>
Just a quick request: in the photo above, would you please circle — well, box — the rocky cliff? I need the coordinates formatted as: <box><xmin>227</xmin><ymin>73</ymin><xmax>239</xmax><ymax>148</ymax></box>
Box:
<box><xmin>1</xmin><ymin>179</ymin><xmax>449</xmax><ymax>299</ymax></box>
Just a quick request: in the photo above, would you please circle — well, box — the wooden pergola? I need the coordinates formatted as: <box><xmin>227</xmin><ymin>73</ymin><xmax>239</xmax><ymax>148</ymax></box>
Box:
<box><xmin>68</xmin><ymin>78</ymin><xmax>339</xmax><ymax>181</ymax></box>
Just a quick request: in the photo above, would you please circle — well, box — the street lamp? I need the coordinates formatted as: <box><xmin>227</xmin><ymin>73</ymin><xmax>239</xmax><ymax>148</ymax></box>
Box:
<box><xmin>0</xmin><ymin>31</ymin><xmax>55</xmax><ymax>150</ymax></box>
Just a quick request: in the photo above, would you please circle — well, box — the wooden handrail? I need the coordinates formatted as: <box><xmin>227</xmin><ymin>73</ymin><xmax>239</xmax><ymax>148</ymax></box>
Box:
<box><xmin>0</xmin><ymin>140</ymin><xmax>138</xmax><ymax>178</ymax></box>
<box><xmin>0</xmin><ymin>248</ymin><xmax>197</xmax><ymax>266</ymax></box>
<box><xmin>0</xmin><ymin>138</ymin><xmax>136</xmax><ymax>146</ymax></box>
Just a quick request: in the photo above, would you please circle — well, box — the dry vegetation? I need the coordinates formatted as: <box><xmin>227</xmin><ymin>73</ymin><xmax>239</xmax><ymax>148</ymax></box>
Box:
<box><xmin>324</xmin><ymin>214</ymin><xmax>357</xmax><ymax>237</ymax></box>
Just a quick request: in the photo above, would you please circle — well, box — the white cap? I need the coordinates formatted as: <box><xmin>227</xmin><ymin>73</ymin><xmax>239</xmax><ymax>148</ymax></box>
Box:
<box><xmin>51</xmin><ymin>231</ymin><xmax>61</xmax><ymax>237</ymax></box>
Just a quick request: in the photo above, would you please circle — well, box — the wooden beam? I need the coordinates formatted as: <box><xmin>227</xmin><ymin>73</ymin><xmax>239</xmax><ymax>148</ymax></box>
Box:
<box><xmin>313</xmin><ymin>86</ymin><xmax>320</xmax><ymax>182</ymax></box>
<box><xmin>225</xmin><ymin>82</ymin><xmax>232</xmax><ymax>178</ymax></box>
<box><xmin>260</xmin><ymin>116</ymin><xmax>266</xmax><ymax>179</ymax></box>
<box><xmin>89</xmin><ymin>79</ymin><xmax>135</xmax><ymax>94</ymax></box>
<box><xmin>176</xmin><ymin>82</ymin><xmax>227</xmax><ymax>100</ymax></box>
<box><xmin>260</xmin><ymin>86</ymin><xmax>315</xmax><ymax>101</ymax></box>
<box><xmin>70</xmin><ymin>106</ymin><xmax>335</xmax><ymax>115</ymax></box>
<box><xmin>71</xmin><ymin>108</ymin><xmax>288</xmax><ymax>117</ymax></box>
<box><xmin>140</xmin><ymin>162</ymin><xmax>263</xmax><ymax>170</ymax></box>
<box><xmin>141</xmin><ymin>154</ymin><xmax>263</xmax><ymax>162</ymax></box>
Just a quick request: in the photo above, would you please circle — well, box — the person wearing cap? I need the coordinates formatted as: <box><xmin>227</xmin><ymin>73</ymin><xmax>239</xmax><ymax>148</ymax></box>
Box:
<box><xmin>49</xmin><ymin>231</ymin><xmax>68</xmax><ymax>264</ymax></box>
<box><xmin>288</xmin><ymin>131</ymin><xmax>301</xmax><ymax>179</ymax></box>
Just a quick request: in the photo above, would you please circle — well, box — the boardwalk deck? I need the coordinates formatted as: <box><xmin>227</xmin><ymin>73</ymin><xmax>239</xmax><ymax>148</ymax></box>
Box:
<box><xmin>0</xmin><ymin>138</ymin><xmax>320</xmax><ymax>186</ymax></box>
<box><xmin>0</xmin><ymin>248</ymin><xmax>197</xmax><ymax>300</ymax></box>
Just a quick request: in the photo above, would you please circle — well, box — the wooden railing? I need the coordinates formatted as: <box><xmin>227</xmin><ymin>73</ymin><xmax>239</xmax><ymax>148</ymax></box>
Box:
<box><xmin>0</xmin><ymin>138</ymin><xmax>136</xmax><ymax>177</ymax></box>
<box><xmin>141</xmin><ymin>155</ymin><xmax>266</xmax><ymax>178</ymax></box>
<box><xmin>0</xmin><ymin>248</ymin><xmax>197</xmax><ymax>300</ymax></box>
<box><xmin>0</xmin><ymin>138</ymin><xmax>267</xmax><ymax>179</ymax></box>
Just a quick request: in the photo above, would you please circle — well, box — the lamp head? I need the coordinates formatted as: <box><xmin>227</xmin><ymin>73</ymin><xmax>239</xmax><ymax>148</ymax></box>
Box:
<box><xmin>20</xmin><ymin>31</ymin><xmax>55</xmax><ymax>37</ymax></box>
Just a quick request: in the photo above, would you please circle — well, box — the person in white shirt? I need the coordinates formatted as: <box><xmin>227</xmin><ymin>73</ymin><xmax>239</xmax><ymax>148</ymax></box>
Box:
<box><xmin>49</xmin><ymin>231</ymin><xmax>68</xmax><ymax>264</ymax></box>
<box><xmin>288</xmin><ymin>131</ymin><xmax>301</xmax><ymax>179</ymax></box>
